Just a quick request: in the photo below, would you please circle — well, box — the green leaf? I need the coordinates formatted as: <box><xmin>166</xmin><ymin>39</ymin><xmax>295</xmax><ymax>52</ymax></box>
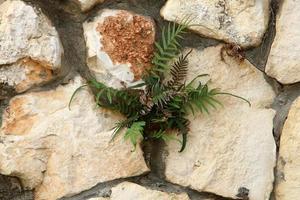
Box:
<box><xmin>215</xmin><ymin>92</ymin><xmax>251</xmax><ymax>107</ymax></box>
<box><xmin>151</xmin><ymin>130</ymin><xmax>182</xmax><ymax>144</ymax></box>
<box><xmin>185</xmin><ymin>74</ymin><xmax>209</xmax><ymax>89</ymax></box>
<box><xmin>107</xmin><ymin>90</ymin><xmax>113</xmax><ymax>104</ymax></box>
<box><xmin>68</xmin><ymin>18</ymin><xmax>250</xmax><ymax>156</ymax></box>
<box><xmin>124</xmin><ymin>121</ymin><xmax>145</xmax><ymax>151</ymax></box>
<box><xmin>148</xmin><ymin>20</ymin><xmax>191</xmax><ymax>77</ymax></box>
<box><xmin>127</xmin><ymin>82</ymin><xmax>146</xmax><ymax>89</ymax></box>
<box><xmin>111</xmin><ymin>117</ymin><xmax>138</xmax><ymax>141</ymax></box>
<box><xmin>68</xmin><ymin>84</ymin><xmax>88</xmax><ymax>110</ymax></box>
<box><xmin>179</xmin><ymin>133</ymin><xmax>187</xmax><ymax>153</ymax></box>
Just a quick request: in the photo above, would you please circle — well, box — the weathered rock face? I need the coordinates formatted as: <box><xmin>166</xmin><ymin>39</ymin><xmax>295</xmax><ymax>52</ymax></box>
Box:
<box><xmin>0</xmin><ymin>58</ymin><xmax>53</xmax><ymax>93</ymax></box>
<box><xmin>83</xmin><ymin>9</ymin><xmax>155</xmax><ymax>89</ymax></box>
<box><xmin>0</xmin><ymin>0</ymin><xmax>63</xmax><ymax>92</ymax></box>
<box><xmin>265</xmin><ymin>0</ymin><xmax>300</xmax><ymax>84</ymax></box>
<box><xmin>0</xmin><ymin>76</ymin><xmax>149</xmax><ymax>200</ymax></box>
<box><xmin>73</xmin><ymin>0</ymin><xmax>105</xmax><ymax>11</ymax></box>
<box><xmin>160</xmin><ymin>0</ymin><xmax>270</xmax><ymax>48</ymax></box>
<box><xmin>164</xmin><ymin>46</ymin><xmax>276</xmax><ymax>200</ymax></box>
<box><xmin>276</xmin><ymin>97</ymin><xmax>300</xmax><ymax>200</ymax></box>
<box><xmin>88</xmin><ymin>182</ymin><xmax>190</xmax><ymax>200</ymax></box>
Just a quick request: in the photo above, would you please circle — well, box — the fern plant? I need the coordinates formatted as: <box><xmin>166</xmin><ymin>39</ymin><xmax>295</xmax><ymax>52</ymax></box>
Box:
<box><xmin>70</xmin><ymin>20</ymin><xmax>250</xmax><ymax>152</ymax></box>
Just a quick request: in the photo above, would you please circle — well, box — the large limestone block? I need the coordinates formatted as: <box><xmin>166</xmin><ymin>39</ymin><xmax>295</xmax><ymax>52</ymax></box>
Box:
<box><xmin>276</xmin><ymin>97</ymin><xmax>300</xmax><ymax>200</ymax></box>
<box><xmin>88</xmin><ymin>182</ymin><xmax>190</xmax><ymax>200</ymax></box>
<box><xmin>160</xmin><ymin>0</ymin><xmax>270</xmax><ymax>48</ymax></box>
<box><xmin>83</xmin><ymin>9</ymin><xmax>155</xmax><ymax>89</ymax></box>
<box><xmin>164</xmin><ymin>46</ymin><xmax>276</xmax><ymax>200</ymax></box>
<box><xmin>265</xmin><ymin>0</ymin><xmax>300</xmax><ymax>84</ymax></box>
<box><xmin>0</xmin><ymin>0</ymin><xmax>63</xmax><ymax>92</ymax></box>
<box><xmin>73</xmin><ymin>0</ymin><xmax>105</xmax><ymax>11</ymax></box>
<box><xmin>0</xmin><ymin>76</ymin><xmax>149</xmax><ymax>200</ymax></box>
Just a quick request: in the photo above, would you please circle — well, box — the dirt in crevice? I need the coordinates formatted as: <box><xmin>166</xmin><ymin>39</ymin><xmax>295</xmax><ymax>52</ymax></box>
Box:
<box><xmin>0</xmin><ymin>0</ymin><xmax>299</xmax><ymax>200</ymax></box>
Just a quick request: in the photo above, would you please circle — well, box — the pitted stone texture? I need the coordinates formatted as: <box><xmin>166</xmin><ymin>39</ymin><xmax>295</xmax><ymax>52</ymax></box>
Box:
<box><xmin>0</xmin><ymin>58</ymin><xmax>53</xmax><ymax>93</ymax></box>
<box><xmin>83</xmin><ymin>9</ymin><xmax>155</xmax><ymax>89</ymax></box>
<box><xmin>0</xmin><ymin>76</ymin><xmax>149</xmax><ymax>200</ymax></box>
<box><xmin>87</xmin><ymin>182</ymin><xmax>190</xmax><ymax>200</ymax></box>
<box><xmin>164</xmin><ymin>46</ymin><xmax>276</xmax><ymax>200</ymax></box>
<box><xmin>73</xmin><ymin>0</ymin><xmax>105</xmax><ymax>11</ymax></box>
<box><xmin>160</xmin><ymin>0</ymin><xmax>270</xmax><ymax>48</ymax></box>
<box><xmin>276</xmin><ymin>97</ymin><xmax>300</xmax><ymax>200</ymax></box>
<box><xmin>265</xmin><ymin>0</ymin><xmax>300</xmax><ymax>84</ymax></box>
<box><xmin>0</xmin><ymin>0</ymin><xmax>63</xmax><ymax>92</ymax></box>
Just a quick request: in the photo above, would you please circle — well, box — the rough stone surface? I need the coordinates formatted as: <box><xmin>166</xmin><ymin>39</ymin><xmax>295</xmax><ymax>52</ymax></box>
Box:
<box><xmin>164</xmin><ymin>46</ymin><xmax>276</xmax><ymax>200</ymax></box>
<box><xmin>0</xmin><ymin>58</ymin><xmax>53</xmax><ymax>93</ymax></box>
<box><xmin>88</xmin><ymin>182</ymin><xmax>190</xmax><ymax>200</ymax></box>
<box><xmin>0</xmin><ymin>76</ymin><xmax>149</xmax><ymax>200</ymax></box>
<box><xmin>160</xmin><ymin>0</ymin><xmax>270</xmax><ymax>48</ymax></box>
<box><xmin>83</xmin><ymin>9</ymin><xmax>155</xmax><ymax>89</ymax></box>
<box><xmin>73</xmin><ymin>0</ymin><xmax>105</xmax><ymax>11</ymax></box>
<box><xmin>0</xmin><ymin>0</ymin><xmax>63</xmax><ymax>92</ymax></box>
<box><xmin>276</xmin><ymin>97</ymin><xmax>300</xmax><ymax>200</ymax></box>
<box><xmin>87</xmin><ymin>198</ymin><xmax>108</xmax><ymax>200</ymax></box>
<box><xmin>265</xmin><ymin>0</ymin><xmax>300</xmax><ymax>84</ymax></box>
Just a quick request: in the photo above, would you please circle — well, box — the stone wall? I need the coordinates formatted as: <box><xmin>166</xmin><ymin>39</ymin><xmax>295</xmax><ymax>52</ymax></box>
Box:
<box><xmin>0</xmin><ymin>0</ymin><xmax>300</xmax><ymax>200</ymax></box>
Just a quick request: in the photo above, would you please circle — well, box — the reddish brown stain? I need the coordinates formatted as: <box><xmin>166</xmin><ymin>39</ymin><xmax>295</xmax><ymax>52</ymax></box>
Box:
<box><xmin>2</xmin><ymin>97</ymin><xmax>36</xmax><ymax>135</ymax></box>
<box><xmin>15</xmin><ymin>58</ymin><xmax>53</xmax><ymax>92</ymax></box>
<box><xmin>97</xmin><ymin>11</ymin><xmax>155</xmax><ymax>80</ymax></box>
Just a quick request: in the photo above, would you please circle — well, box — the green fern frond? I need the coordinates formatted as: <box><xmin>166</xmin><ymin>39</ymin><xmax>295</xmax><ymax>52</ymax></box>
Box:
<box><xmin>168</xmin><ymin>116</ymin><xmax>190</xmax><ymax>152</ymax></box>
<box><xmin>111</xmin><ymin>116</ymin><xmax>138</xmax><ymax>140</ymax></box>
<box><xmin>70</xmin><ymin>18</ymin><xmax>250</xmax><ymax>154</ymax></box>
<box><xmin>214</xmin><ymin>92</ymin><xmax>251</xmax><ymax>107</ymax></box>
<box><xmin>68</xmin><ymin>84</ymin><xmax>89</xmax><ymax>110</ymax></box>
<box><xmin>151</xmin><ymin>129</ymin><xmax>182</xmax><ymax>144</ymax></box>
<box><xmin>151</xmin><ymin>20</ymin><xmax>190</xmax><ymax>74</ymax></box>
<box><xmin>152</xmin><ymin>90</ymin><xmax>173</xmax><ymax>108</ymax></box>
<box><xmin>182</xmin><ymin>81</ymin><xmax>222</xmax><ymax>115</ymax></box>
<box><xmin>124</xmin><ymin>121</ymin><xmax>145</xmax><ymax>150</ymax></box>
<box><xmin>89</xmin><ymin>79</ymin><xmax>142</xmax><ymax>117</ymax></box>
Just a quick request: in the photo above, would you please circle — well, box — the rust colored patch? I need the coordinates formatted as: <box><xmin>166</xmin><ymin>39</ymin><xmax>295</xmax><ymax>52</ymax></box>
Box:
<box><xmin>16</xmin><ymin>58</ymin><xmax>53</xmax><ymax>93</ymax></box>
<box><xmin>2</xmin><ymin>97</ymin><xmax>36</xmax><ymax>135</ymax></box>
<box><xmin>97</xmin><ymin>11</ymin><xmax>155</xmax><ymax>80</ymax></box>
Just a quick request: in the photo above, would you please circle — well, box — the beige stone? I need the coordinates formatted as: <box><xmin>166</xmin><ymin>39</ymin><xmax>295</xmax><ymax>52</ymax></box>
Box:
<box><xmin>0</xmin><ymin>76</ymin><xmax>149</xmax><ymax>200</ymax></box>
<box><xmin>265</xmin><ymin>0</ymin><xmax>300</xmax><ymax>84</ymax></box>
<box><xmin>0</xmin><ymin>0</ymin><xmax>63</xmax><ymax>92</ymax></box>
<box><xmin>164</xmin><ymin>46</ymin><xmax>276</xmax><ymax>200</ymax></box>
<box><xmin>109</xmin><ymin>182</ymin><xmax>190</xmax><ymax>200</ymax></box>
<box><xmin>83</xmin><ymin>9</ymin><xmax>155</xmax><ymax>89</ymax></box>
<box><xmin>276</xmin><ymin>97</ymin><xmax>300</xmax><ymax>200</ymax></box>
<box><xmin>87</xmin><ymin>198</ymin><xmax>108</xmax><ymax>200</ymax></box>
<box><xmin>160</xmin><ymin>0</ymin><xmax>270</xmax><ymax>48</ymax></box>
<box><xmin>0</xmin><ymin>58</ymin><xmax>53</xmax><ymax>93</ymax></box>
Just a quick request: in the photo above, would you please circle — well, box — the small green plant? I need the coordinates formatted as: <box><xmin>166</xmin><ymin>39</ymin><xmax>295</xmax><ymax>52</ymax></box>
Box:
<box><xmin>70</xmin><ymin>20</ymin><xmax>250</xmax><ymax>152</ymax></box>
